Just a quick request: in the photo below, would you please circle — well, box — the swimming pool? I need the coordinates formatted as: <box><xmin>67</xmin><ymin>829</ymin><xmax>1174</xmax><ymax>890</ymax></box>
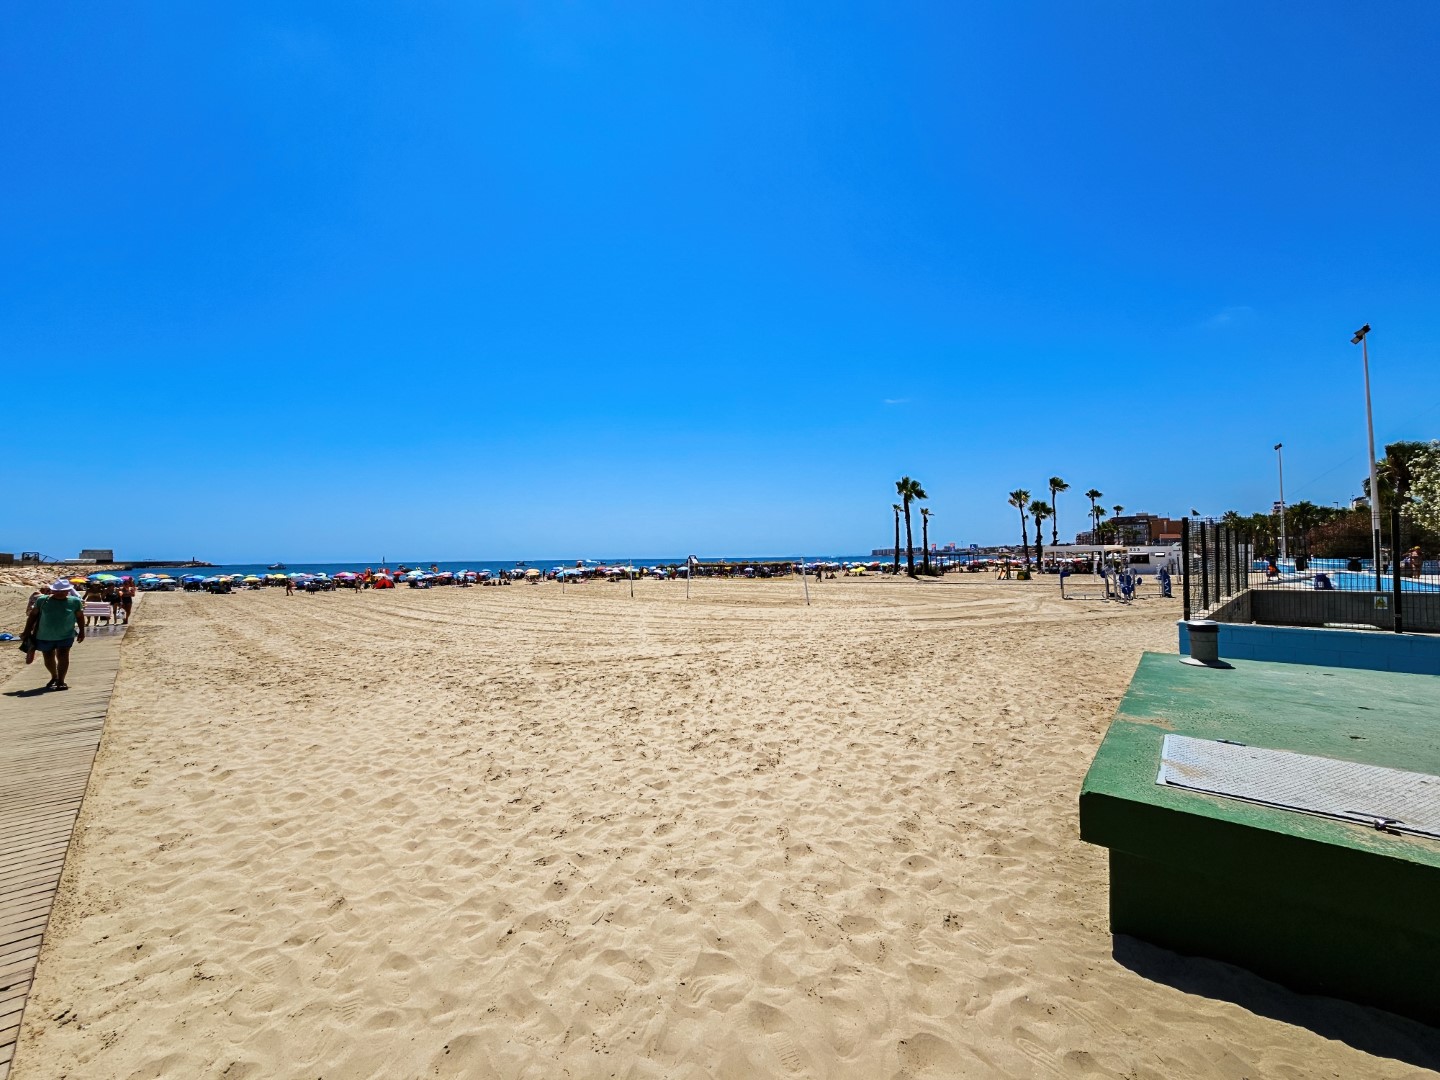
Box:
<box><xmin>1267</xmin><ymin>570</ymin><xmax>1440</xmax><ymax>593</ymax></box>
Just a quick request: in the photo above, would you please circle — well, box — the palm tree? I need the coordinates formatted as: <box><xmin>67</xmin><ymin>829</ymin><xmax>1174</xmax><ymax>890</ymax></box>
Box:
<box><xmin>1111</xmin><ymin>505</ymin><xmax>1124</xmax><ymax>543</ymax></box>
<box><xmin>1084</xmin><ymin>489</ymin><xmax>1103</xmax><ymax>540</ymax></box>
<box><xmin>920</xmin><ymin>508</ymin><xmax>932</xmax><ymax>573</ymax></box>
<box><xmin>1220</xmin><ymin>509</ymin><xmax>1243</xmax><ymax>528</ymax></box>
<box><xmin>1030</xmin><ymin>499</ymin><xmax>1052</xmax><ymax>568</ymax></box>
<box><xmin>895</xmin><ymin>477</ymin><xmax>927</xmax><ymax>577</ymax></box>
<box><xmin>1246</xmin><ymin>511</ymin><xmax>1276</xmax><ymax>556</ymax></box>
<box><xmin>891</xmin><ymin>504</ymin><xmax>902</xmax><ymax>575</ymax></box>
<box><xmin>1048</xmin><ymin>477</ymin><xmax>1069</xmax><ymax>546</ymax></box>
<box><xmin>1287</xmin><ymin>500</ymin><xmax>1322</xmax><ymax>557</ymax></box>
<box><xmin>1380</xmin><ymin>440</ymin><xmax>1429</xmax><ymax>509</ymax></box>
<box><xmin>1008</xmin><ymin>489</ymin><xmax>1032</xmax><ymax>566</ymax></box>
<box><xmin>1376</xmin><ymin>442</ymin><xmax>1430</xmax><ymax>548</ymax></box>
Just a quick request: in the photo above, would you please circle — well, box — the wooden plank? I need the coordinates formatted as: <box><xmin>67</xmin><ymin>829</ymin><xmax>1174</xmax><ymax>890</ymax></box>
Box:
<box><xmin>0</xmin><ymin>865</ymin><xmax>65</xmax><ymax>892</ymax></box>
<box><xmin>0</xmin><ymin>835</ymin><xmax>69</xmax><ymax>863</ymax></box>
<box><xmin>0</xmin><ymin>951</ymin><xmax>41</xmax><ymax>987</ymax></box>
<box><xmin>0</xmin><ymin>828</ymin><xmax>75</xmax><ymax>857</ymax></box>
<box><xmin>0</xmin><ymin>917</ymin><xmax>49</xmax><ymax>944</ymax></box>
<box><xmin>0</xmin><ymin>741</ymin><xmax>103</xmax><ymax>762</ymax></box>
<box><xmin>0</xmin><ymin>806</ymin><xmax>81</xmax><ymax>829</ymax></box>
<box><xmin>0</xmin><ymin>896</ymin><xmax>52</xmax><ymax>922</ymax></box>
<box><xmin>0</xmin><ymin>798</ymin><xmax>84</xmax><ymax>822</ymax></box>
<box><xmin>0</xmin><ymin>841</ymin><xmax>72</xmax><ymax>872</ymax></box>
<box><xmin>0</xmin><ymin>851</ymin><xmax>67</xmax><ymax>879</ymax></box>
<box><xmin>0</xmin><ymin>794</ymin><xmax>85</xmax><ymax>819</ymax></box>
<box><xmin>0</xmin><ymin>626</ymin><xmax>125</xmax><ymax>1080</ymax></box>
<box><xmin>0</xmin><ymin>758</ymin><xmax>99</xmax><ymax>777</ymax></box>
<box><xmin>0</xmin><ymin>936</ymin><xmax>42</xmax><ymax>967</ymax></box>
<box><xmin>0</xmin><ymin>889</ymin><xmax>58</xmax><ymax>916</ymax></box>
<box><xmin>0</xmin><ymin>857</ymin><xmax>66</xmax><ymax>887</ymax></box>
<box><xmin>0</xmin><ymin>883</ymin><xmax>58</xmax><ymax>908</ymax></box>
<box><xmin>0</xmin><ymin>872</ymin><xmax>64</xmax><ymax>900</ymax></box>
<box><xmin>0</xmin><ymin>982</ymin><xmax>32</xmax><ymax>1014</ymax></box>
<box><xmin>0</xmin><ymin>828</ymin><xmax>75</xmax><ymax>853</ymax></box>
<box><xmin>0</xmin><ymin>804</ymin><xmax>83</xmax><ymax>830</ymax></box>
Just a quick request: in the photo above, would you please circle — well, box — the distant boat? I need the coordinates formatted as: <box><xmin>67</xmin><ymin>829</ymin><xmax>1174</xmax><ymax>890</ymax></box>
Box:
<box><xmin>268</xmin><ymin>562</ymin><xmax>286</xmax><ymax>571</ymax></box>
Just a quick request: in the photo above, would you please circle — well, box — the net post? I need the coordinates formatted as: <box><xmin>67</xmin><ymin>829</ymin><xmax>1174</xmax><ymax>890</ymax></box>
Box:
<box><xmin>1392</xmin><ymin>504</ymin><xmax>1404</xmax><ymax>634</ymax></box>
<box><xmin>1200</xmin><ymin>522</ymin><xmax>1210</xmax><ymax>612</ymax></box>
<box><xmin>1181</xmin><ymin>517</ymin><xmax>1191</xmax><ymax>621</ymax></box>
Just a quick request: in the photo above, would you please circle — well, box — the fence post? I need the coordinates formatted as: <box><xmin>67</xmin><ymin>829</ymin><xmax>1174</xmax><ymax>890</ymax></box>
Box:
<box><xmin>1392</xmin><ymin>504</ymin><xmax>1404</xmax><ymax>634</ymax></box>
<box><xmin>1181</xmin><ymin>517</ymin><xmax>1191</xmax><ymax>620</ymax></box>
<box><xmin>1224</xmin><ymin>525</ymin><xmax>1234</xmax><ymax>598</ymax></box>
<box><xmin>1233</xmin><ymin>527</ymin><xmax>1241</xmax><ymax>596</ymax></box>
<box><xmin>1200</xmin><ymin>522</ymin><xmax>1210</xmax><ymax>612</ymax></box>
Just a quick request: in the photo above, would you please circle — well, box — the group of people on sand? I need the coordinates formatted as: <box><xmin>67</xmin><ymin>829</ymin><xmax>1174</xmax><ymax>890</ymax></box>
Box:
<box><xmin>82</xmin><ymin>577</ymin><xmax>136</xmax><ymax>625</ymax></box>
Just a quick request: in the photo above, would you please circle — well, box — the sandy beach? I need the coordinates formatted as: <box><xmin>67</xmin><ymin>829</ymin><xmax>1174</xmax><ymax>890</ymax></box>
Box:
<box><xmin>10</xmin><ymin>577</ymin><xmax>1437</xmax><ymax>1079</ymax></box>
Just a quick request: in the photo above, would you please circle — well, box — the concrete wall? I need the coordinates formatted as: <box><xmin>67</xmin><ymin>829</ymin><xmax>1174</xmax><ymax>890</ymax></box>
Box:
<box><xmin>1250</xmin><ymin>589</ymin><xmax>1440</xmax><ymax>634</ymax></box>
<box><xmin>1178</xmin><ymin>621</ymin><xmax>1440</xmax><ymax>675</ymax></box>
<box><xmin>1203</xmin><ymin>590</ymin><xmax>1251</xmax><ymax>623</ymax></box>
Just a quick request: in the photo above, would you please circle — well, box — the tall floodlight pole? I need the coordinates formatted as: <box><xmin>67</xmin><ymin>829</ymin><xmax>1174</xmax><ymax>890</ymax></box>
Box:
<box><xmin>1352</xmin><ymin>324</ymin><xmax>1381</xmax><ymax>588</ymax></box>
<box><xmin>1274</xmin><ymin>443</ymin><xmax>1287</xmax><ymax>562</ymax></box>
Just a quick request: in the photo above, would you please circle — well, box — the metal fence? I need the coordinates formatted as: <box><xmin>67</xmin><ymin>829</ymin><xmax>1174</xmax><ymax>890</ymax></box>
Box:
<box><xmin>1181</xmin><ymin>519</ymin><xmax>1253</xmax><ymax>619</ymax></box>
<box><xmin>1182</xmin><ymin>510</ymin><xmax>1439</xmax><ymax>634</ymax></box>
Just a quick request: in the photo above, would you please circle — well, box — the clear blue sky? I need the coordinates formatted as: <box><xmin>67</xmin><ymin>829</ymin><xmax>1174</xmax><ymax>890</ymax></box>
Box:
<box><xmin>5</xmin><ymin>3</ymin><xmax>1438</xmax><ymax>560</ymax></box>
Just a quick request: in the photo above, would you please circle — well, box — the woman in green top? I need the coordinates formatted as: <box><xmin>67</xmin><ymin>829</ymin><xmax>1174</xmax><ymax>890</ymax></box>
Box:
<box><xmin>24</xmin><ymin>579</ymin><xmax>86</xmax><ymax>691</ymax></box>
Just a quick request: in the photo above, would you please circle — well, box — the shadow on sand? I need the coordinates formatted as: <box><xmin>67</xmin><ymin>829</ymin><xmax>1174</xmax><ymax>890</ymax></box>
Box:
<box><xmin>3</xmin><ymin>686</ymin><xmax>52</xmax><ymax>698</ymax></box>
<box><xmin>1113</xmin><ymin>934</ymin><xmax>1440</xmax><ymax>1072</ymax></box>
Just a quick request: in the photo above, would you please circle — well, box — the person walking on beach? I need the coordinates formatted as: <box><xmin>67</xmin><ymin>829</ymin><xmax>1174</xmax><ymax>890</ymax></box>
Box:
<box><xmin>120</xmin><ymin>578</ymin><xmax>136</xmax><ymax>624</ymax></box>
<box><xmin>23</xmin><ymin>579</ymin><xmax>86</xmax><ymax>690</ymax></box>
<box><xmin>285</xmin><ymin>576</ymin><xmax>295</xmax><ymax>596</ymax></box>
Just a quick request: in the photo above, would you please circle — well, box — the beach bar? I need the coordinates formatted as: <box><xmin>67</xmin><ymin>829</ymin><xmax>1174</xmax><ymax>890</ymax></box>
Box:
<box><xmin>1080</xmin><ymin>652</ymin><xmax>1440</xmax><ymax>1024</ymax></box>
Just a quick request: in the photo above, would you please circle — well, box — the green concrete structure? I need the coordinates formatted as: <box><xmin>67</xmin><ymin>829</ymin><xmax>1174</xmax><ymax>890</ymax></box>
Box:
<box><xmin>1080</xmin><ymin>652</ymin><xmax>1440</xmax><ymax>1024</ymax></box>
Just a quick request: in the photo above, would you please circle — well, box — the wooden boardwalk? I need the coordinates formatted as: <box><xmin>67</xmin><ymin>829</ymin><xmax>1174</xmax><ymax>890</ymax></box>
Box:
<box><xmin>0</xmin><ymin>623</ymin><xmax>127</xmax><ymax>1080</ymax></box>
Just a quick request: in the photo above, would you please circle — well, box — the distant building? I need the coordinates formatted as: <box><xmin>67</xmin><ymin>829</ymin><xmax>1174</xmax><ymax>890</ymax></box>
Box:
<box><xmin>0</xmin><ymin>553</ymin><xmax>13</xmax><ymax>565</ymax></box>
<box><xmin>79</xmin><ymin>548</ymin><xmax>114</xmax><ymax>562</ymax></box>
<box><xmin>1077</xmin><ymin>513</ymin><xmax>1185</xmax><ymax>546</ymax></box>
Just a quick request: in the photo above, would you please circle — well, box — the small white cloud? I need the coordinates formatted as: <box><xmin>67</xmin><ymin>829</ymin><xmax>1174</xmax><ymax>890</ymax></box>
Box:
<box><xmin>1202</xmin><ymin>305</ymin><xmax>1256</xmax><ymax>328</ymax></box>
<box><xmin>883</xmin><ymin>398</ymin><xmax>910</xmax><ymax>406</ymax></box>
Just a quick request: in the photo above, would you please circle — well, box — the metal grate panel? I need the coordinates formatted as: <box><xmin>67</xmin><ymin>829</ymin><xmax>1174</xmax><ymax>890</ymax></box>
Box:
<box><xmin>1157</xmin><ymin>734</ymin><xmax>1440</xmax><ymax>840</ymax></box>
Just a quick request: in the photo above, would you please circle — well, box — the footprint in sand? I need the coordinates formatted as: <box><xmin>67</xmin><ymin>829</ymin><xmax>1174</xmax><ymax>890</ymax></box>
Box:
<box><xmin>1009</xmin><ymin>1024</ymin><xmax>1066</xmax><ymax>1077</ymax></box>
<box><xmin>905</xmin><ymin>962</ymin><xmax>958</xmax><ymax>1018</ymax></box>
<box><xmin>678</xmin><ymin>950</ymin><xmax>748</xmax><ymax>1009</ymax></box>
<box><xmin>895</xmin><ymin>1031</ymin><xmax>972</xmax><ymax>1078</ymax></box>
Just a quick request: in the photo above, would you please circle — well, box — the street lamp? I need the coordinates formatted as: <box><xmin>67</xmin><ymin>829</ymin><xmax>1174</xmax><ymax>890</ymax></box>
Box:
<box><xmin>1352</xmin><ymin>324</ymin><xmax>1381</xmax><ymax>587</ymax></box>
<box><xmin>1274</xmin><ymin>442</ymin><xmax>1287</xmax><ymax>562</ymax></box>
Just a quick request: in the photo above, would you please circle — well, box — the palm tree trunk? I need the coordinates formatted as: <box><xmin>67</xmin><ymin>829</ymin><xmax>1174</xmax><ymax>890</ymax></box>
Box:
<box><xmin>922</xmin><ymin>518</ymin><xmax>930</xmax><ymax>573</ymax></box>
<box><xmin>1051</xmin><ymin>496</ymin><xmax>1059</xmax><ymax>547</ymax></box>
<box><xmin>893</xmin><ymin>510</ymin><xmax>900</xmax><ymax>575</ymax></box>
<box><xmin>1019</xmin><ymin>510</ymin><xmax>1030</xmax><ymax>567</ymax></box>
<box><xmin>904</xmin><ymin>502</ymin><xmax>916</xmax><ymax>577</ymax></box>
<box><xmin>1034</xmin><ymin>527</ymin><xmax>1044</xmax><ymax>569</ymax></box>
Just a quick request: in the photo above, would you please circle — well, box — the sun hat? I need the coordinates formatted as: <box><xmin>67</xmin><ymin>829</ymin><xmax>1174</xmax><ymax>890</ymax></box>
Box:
<box><xmin>50</xmin><ymin>579</ymin><xmax>75</xmax><ymax>593</ymax></box>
